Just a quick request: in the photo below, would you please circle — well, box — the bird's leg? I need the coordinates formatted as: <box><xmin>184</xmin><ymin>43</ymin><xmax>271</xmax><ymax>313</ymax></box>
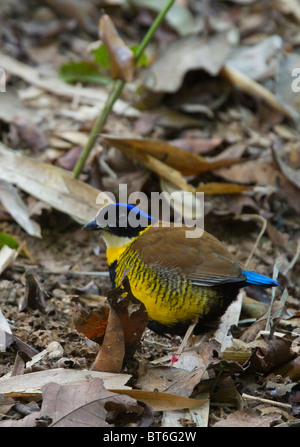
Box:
<box><xmin>170</xmin><ymin>317</ymin><xmax>199</xmax><ymax>365</ymax></box>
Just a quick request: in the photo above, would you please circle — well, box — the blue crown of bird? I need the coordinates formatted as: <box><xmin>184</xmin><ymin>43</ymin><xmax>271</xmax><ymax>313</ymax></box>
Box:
<box><xmin>83</xmin><ymin>202</ymin><xmax>278</xmax><ymax>336</ymax></box>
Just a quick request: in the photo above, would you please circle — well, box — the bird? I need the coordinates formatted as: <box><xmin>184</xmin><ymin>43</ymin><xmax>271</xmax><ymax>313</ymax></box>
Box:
<box><xmin>83</xmin><ymin>202</ymin><xmax>279</xmax><ymax>337</ymax></box>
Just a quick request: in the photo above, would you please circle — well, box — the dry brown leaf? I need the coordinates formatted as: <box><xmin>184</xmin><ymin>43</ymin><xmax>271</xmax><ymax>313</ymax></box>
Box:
<box><xmin>112</xmin><ymin>389</ymin><xmax>207</xmax><ymax>412</ymax></box>
<box><xmin>19</xmin><ymin>270</ymin><xmax>46</xmax><ymax>312</ymax></box>
<box><xmin>0</xmin><ymin>368</ymin><xmax>131</xmax><ymax>397</ymax></box>
<box><xmin>91</xmin><ymin>307</ymin><xmax>125</xmax><ymax>373</ymax></box>
<box><xmin>213</xmin><ymin>408</ymin><xmax>282</xmax><ymax>427</ymax></box>
<box><xmin>116</xmin><ymin>146</ymin><xmax>195</xmax><ymax>192</ymax></box>
<box><xmin>216</xmin><ymin>158</ymin><xmax>281</xmax><ymax>186</ymax></box>
<box><xmin>245</xmin><ymin>338</ymin><xmax>296</xmax><ymax>374</ymax></box>
<box><xmin>0</xmin><ymin>378</ymin><xmax>144</xmax><ymax>427</ymax></box>
<box><xmin>269</xmin><ymin>355</ymin><xmax>300</xmax><ymax>381</ymax></box>
<box><xmin>72</xmin><ymin>300</ymin><xmax>110</xmax><ymax>345</ymax></box>
<box><xmin>56</xmin><ymin>146</ymin><xmax>83</xmax><ymax>171</ymax></box>
<box><xmin>107</xmin><ymin>276</ymin><xmax>148</xmax><ymax>359</ymax></box>
<box><xmin>13</xmin><ymin>115</ymin><xmax>47</xmax><ymax>151</ymax></box>
<box><xmin>144</xmin><ymin>34</ymin><xmax>232</xmax><ymax>93</ymax></box>
<box><xmin>196</xmin><ymin>182</ymin><xmax>251</xmax><ymax>194</ymax></box>
<box><xmin>136</xmin><ymin>365</ymin><xmax>206</xmax><ymax>398</ymax></box>
<box><xmin>0</xmin><ymin>143</ymin><xmax>108</xmax><ymax>224</ymax></box>
<box><xmin>170</xmin><ymin>137</ymin><xmax>223</xmax><ymax>155</ymax></box>
<box><xmin>272</xmin><ymin>146</ymin><xmax>300</xmax><ymax>189</ymax></box>
<box><xmin>99</xmin><ymin>15</ymin><xmax>135</xmax><ymax>82</ymax></box>
<box><xmin>102</xmin><ymin>134</ymin><xmax>243</xmax><ymax>176</ymax></box>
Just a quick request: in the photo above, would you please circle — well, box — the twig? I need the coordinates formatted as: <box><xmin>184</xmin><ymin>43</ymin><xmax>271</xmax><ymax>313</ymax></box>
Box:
<box><xmin>73</xmin><ymin>0</ymin><xmax>176</xmax><ymax>179</ymax></box>
<box><xmin>242</xmin><ymin>393</ymin><xmax>292</xmax><ymax>410</ymax></box>
<box><xmin>12</xmin><ymin>265</ymin><xmax>109</xmax><ymax>277</ymax></box>
<box><xmin>283</xmin><ymin>239</ymin><xmax>300</xmax><ymax>276</ymax></box>
<box><xmin>234</xmin><ymin>214</ymin><xmax>267</xmax><ymax>268</ymax></box>
<box><xmin>265</xmin><ymin>260</ymin><xmax>282</xmax><ymax>332</ymax></box>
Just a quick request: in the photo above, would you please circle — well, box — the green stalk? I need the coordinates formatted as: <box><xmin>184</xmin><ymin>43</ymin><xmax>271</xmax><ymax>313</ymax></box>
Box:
<box><xmin>73</xmin><ymin>0</ymin><xmax>176</xmax><ymax>179</ymax></box>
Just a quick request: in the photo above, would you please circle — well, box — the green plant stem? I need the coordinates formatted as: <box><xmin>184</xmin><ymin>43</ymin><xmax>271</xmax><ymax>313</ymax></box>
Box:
<box><xmin>73</xmin><ymin>0</ymin><xmax>176</xmax><ymax>179</ymax></box>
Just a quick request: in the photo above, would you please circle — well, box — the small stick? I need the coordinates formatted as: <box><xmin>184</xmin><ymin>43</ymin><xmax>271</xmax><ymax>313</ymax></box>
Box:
<box><xmin>242</xmin><ymin>393</ymin><xmax>292</xmax><ymax>410</ymax></box>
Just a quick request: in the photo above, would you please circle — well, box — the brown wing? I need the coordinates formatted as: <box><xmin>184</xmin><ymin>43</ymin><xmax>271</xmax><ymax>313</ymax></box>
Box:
<box><xmin>131</xmin><ymin>225</ymin><xmax>246</xmax><ymax>286</ymax></box>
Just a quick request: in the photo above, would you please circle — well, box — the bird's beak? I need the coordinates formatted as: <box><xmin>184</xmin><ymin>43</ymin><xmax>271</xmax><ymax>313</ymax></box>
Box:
<box><xmin>82</xmin><ymin>219</ymin><xmax>100</xmax><ymax>231</ymax></box>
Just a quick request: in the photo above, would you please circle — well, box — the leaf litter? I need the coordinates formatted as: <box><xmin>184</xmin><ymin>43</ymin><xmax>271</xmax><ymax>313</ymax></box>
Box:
<box><xmin>0</xmin><ymin>0</ymin><xmax>300</xmax><ymax>428</ymax></box>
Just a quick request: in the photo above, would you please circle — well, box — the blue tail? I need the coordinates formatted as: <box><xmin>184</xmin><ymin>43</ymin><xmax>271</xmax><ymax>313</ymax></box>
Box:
<box><xmin>242</xmin><ymin>270</ymin><xmax>279</xmax><ymax>287</ymax></box>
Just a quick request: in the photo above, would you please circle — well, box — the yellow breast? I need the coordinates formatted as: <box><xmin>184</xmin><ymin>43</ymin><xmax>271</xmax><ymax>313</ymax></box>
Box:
<box><xmin>113</xmin><ymin>246</ymin><xmax>217</xmax><ymax>327</ymax></box>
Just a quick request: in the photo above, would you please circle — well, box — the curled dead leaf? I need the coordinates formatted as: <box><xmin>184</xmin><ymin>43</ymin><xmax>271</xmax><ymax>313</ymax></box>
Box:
<box><xmin>91</xmin><ymin>307</ymin><xmax>125</xmax><ymax>373</ymax></box>
<box><xmin>19</xmin><ymin>270</ymin><xmax>46</xmax><ymax>312</ymax></box>
<box><xmin>72</xmin><ymin>298</ymin><xmax>110</xmax><ymax>345</ymax></box>
<box><xmin>106</xmin><ymin>276</ymin><xmax>148</xmax><ymax>359</ymax></box>
<box><xmin>245</xmin><ymin>338</ymin><xmax>296</xmax><ymax>374</ymax></box>
<box><xmin>99</xmin><ymin>15</ymin><xmax>135</xmax><ymax>82</ymax></box>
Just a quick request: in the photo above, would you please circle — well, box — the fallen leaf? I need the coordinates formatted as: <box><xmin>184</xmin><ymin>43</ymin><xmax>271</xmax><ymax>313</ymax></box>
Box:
<box><xmin>131</xmin><ymin>0</ymin><xmax>199</xmax><ymax>36</ymax></box>
<box><xmin>0</xmin><ymin>245</ymin><xmax>18</xmax><ymax>275</ymax></box>
<box><xmin>102</xmin><ymin>134</ymin><xmax>243</xmax><ymax>176</ymax></box>
<box><xmin>213</xmin><ymin>408</ymin><xmax>281</xmax><ymax>427</ymax></box>
<box><xmin>221</xmin><ymin>64</ymin><xmax>296</xmax><ymax>120</ymax></box>
<box><xmin>0</xmin><ymin>308</ymin><xmax>12</xmax><ymax>352</ymax></box>
<box><xmin>196</xmin><ymin>182</ymin><xmax>251</xmax><ymax>194</ymax></box>
<box><xmin>13</xmin><ymin>115</ymin><xmax>47</xmax><ymax>151</ymax></box>
<box><xmin>170</xmin><ymin>137</ymin><xmax>223</xmax><ymax>155</ymax></box>
<box><xmin>11</xmin><ymin>351</ymin><xmax>32</xmax><ymax>377</ymax></box>
<box><xmin>136</xmin><ymin>365</ymin><xmax>206</xmax><ymax>397</ymax></box>
<box><xmin>245</xmin><ymin>338</ymin><xmax>296</xmax><ymax>374</ymax></box>
<box><xmin>99</xmin><ymin>14</ymin><xmax>135</xmax><ymax>82</ymax></box>
<box><xmin>226</xmin><ymin>36</ymin><xmax>282</xmax><ymax>81</ymax></box>
<box><xmin>270</xmin><ymin>356</ymin><xmax>300</xmax><ymax>381</ymax></box>
<box><xmin>0</xmin><ymin>52</ymin><xmax>139</xmax><ymax>118</ymax></box>
<box><xmin>72</xmin><ymin>300</ymin><xmax>110</xmax><ymax>345</ymax></box>
<box><xmin>56</xmin><ymin>146</ymin><xmax>83</xmax><ymax>171</ymax></box>
<box><xmin>91</xmin><ymin>307</ymin><xmax>125</xmax><ymax>373</ymax></box>
<box><xmin>272</xmin><ymin>145</ymin><xmax>300</xmax><ymax>189</ymax></box>
<box><xmin>216</xmin><ymin>158</ymin><xmax>281</xmax><ymax>186</ymax></box>
<box><xmin>0</xmin><ymin>368</ymin><xmax>131</xmax><ymax>397</ymax></box>
<box><xmin>113</xmin><ymin>389</ymin><xmax>207</xmax><ymax>412</ymax></box>
<box><xmin>19</xmin><ymin>270</ymin><xmax>46</xmax><ymax>312</ymax></box>
<box><xmin>0</xmin><ymin>378</ymin><xmax>144</xmax><ymax>427</ymax></box>
<box><xmin>0</xmin><ymin>180</ymin><xmax>41</xmax><ymax>238</ymax></box>
<box><xmin>107</xmin><ymin>276</ymin><xmax>148</xmax><ymax>359</ymax></box>
<box><xmin>91</xmin><ymin>276</ymin><xmax>148</xmax><ymax>372</ymax></box>
<box><xmin>144</xmin><ymin>34</ymin><xmax>232</xmax><ymax>93</ymax></box>
<box><xmin>0</xmin><ymin>143</ymin><xmax>110</xmax><ymax>224</ymax></box>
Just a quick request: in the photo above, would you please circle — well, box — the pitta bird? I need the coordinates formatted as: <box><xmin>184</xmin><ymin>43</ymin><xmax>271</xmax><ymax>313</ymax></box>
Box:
<box><xmin>84</xmin><ymin>203</ymin><xmax>278</xmax><ymax>336</ymax></box>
